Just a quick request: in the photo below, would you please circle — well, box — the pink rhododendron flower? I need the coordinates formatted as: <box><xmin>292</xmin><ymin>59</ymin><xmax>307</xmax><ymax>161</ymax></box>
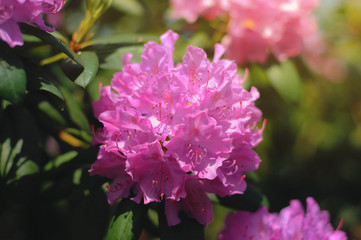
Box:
<box><xmin>219</xmin><ymin>197</ymin><xmax>347</xmax><ymax>240</ymax></box>
<box><xmin>0</xmin><ymin>0</ymin><xmax>65</xmax><ymax>47</ymax></box>
<box><xmin>225</xmin><ymin>0</ymin><xmax>318</xmax><ymax>65</ymax></box>
<box><xmin>170</xmin><ymin>0</ymin><xmax>318</xmax><ymax>65</ymax></box>
<box><xmin>90</xmin><ymin>30</ymin><xmax>265</xmax><ymax>226</ymax></box>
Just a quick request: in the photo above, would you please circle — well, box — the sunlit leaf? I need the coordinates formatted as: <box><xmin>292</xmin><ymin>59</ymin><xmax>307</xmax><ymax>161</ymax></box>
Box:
<box><xmin>267</xmin><ymin>60</ymin><xmax>302</xmax><ymax>103</ymax></box>
<box><xmin>105</xmin><ymin>199</ymin><xmax>146</xmax><ymax>240</ymax></box>
<box><xmin>100</xmin><ymin>45</ymin><xmax>144</xmax><ymax>70</ymax></box>
<box><xmin>112</xmin><ymin>0</ymin><xmax>144</xmax><ymax>16</ymax></box>
<box><xmin>61</xmin><ymin>56</ymin><xmax>85</xmax><ymax>81</ymax></box>
<box><xmin>38</xmin><ymin>79</ymin><xmax>65</xmax><ymax>108</ymax></box>
<box><xmin>44</xmin><ymin>151</ymin><xmax>78</xmax><ymax>171</ymax></box>
<box><xmin>0</xmin><ymin>138</ymin><xmax>13</xmax><ymax>177</ymax></box>
<box><xmin>14</xmin><ymin>159</ymin><xmax>39</xmax><ymax>182</ymax></box>
<box><xmin>74</xmin><ymin>51</ymin><xmax>99</xmax><ymax>88</ymax></box>
<box><xmin>73</xmin><ymin>168</ymin><xmax>83</xmax><ymax>185</ymax></box>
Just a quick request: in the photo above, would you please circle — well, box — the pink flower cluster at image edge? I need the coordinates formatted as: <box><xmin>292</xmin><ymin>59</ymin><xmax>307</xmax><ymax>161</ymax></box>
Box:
<box><xmin>90</xmin><ymin>30</ymin><xmax>265</xmax><ymax>226</ymax></box>
<box><xmin>171</xmin><ymin>0</ymin><xmax>318</xmax><ymax>65</ymax></box>
<box><xmin>0</xmin><ymin>0</ymin><xmax>64</xmax><ymax>47</ymax></box>
<box><xmin>219</xmin><ymin>197</ymin><xmax>347</xmax><ymax>240</ymax></box>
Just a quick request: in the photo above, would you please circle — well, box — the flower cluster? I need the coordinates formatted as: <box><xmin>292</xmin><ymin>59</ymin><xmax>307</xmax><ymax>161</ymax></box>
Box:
<box><xmin>90</xmin><ymin>30</ymin><xmax>265</xmax><ymax>226</ymax></box>
<box><xmin>170</xmin><ymin>0</ymin><xmax>318</xmax><ymax>65</ymax></box>
<box><xmin>219</xmin><ymin>197</ymin><xmax>347</xmax><ymax>240</ymax></box>
<box><xmin>0</xmin><ymin>0</ymin><xmax>64</xmax><ymax>47</ymax></box>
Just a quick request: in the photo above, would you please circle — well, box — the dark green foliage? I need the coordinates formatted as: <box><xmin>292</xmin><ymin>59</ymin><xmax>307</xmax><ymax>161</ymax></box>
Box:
<box><xmin>0</xmin><ymin>42</ymin><xmax>26</xmax><ymax>103</ymax></box>
<box><xmin>217</xmin><ymin>186</ymin><xmax>263</xmax><ymax>212</ymax></box>
<box><xmin>158</xmin><ymin>203</ymin><xmax>205</xmax><ymax>240</ymax></box>
<box><xmin>1</xmin><ymin>1</ymin><xmax>361</xmax><ymax>239</ymax></box>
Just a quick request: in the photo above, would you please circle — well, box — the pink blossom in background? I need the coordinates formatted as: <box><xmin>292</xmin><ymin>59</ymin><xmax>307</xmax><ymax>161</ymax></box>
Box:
<box><xmin>170</xmin><ymin>0</ymin><xmax>319</xmax><ymax>65</ymax></box>
<box><xmin>0</xmin><ymin>0</ymin><xmax>65</xmax><ymax>47</ymax></box>
<box><xmin>225</xmin><ymin>0</ymin><xmax>318</xmax><ymax>65</ymax></box>
<box><xmin>90</xmin><ymin>30</ymin><xmax>265</xmax><ymax>226</ymax></box>
<box><xmin>303</xmin><ymin>33</ymin><xmax>348</xmax><ymax>82</ymax></box>
<box><xmin>219</xmin><ymin>197</ymin><xmax>347</xmax><ymax>240</ymax></box>
<box><xmin>170</xmin><ymin>0</ymin><xmax>231</xmax><ymax>23</ymax></box>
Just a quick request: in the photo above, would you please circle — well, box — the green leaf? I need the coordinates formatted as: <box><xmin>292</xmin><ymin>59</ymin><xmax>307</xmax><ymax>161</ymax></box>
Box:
<box><xmin>22</xmin><ymin>33</ymin><xmax>42</xmax><ymax>43</ymax></box>
<box><xmin>37</xmin><ymin>101</ymin><xmax>66</xmax><ymax>126</ymax></box>
<box><xmin>38</xmin><ymin>79</ymin><xmax>65</xmax><ymax>107</ymax></box>
<box><xmin>187</xmin><ymin>32</ymin><xmax>210</xmax><ymax>49</ymax></box>
<box><xmin>90</xmin><ymin>33</ymin><xmax>158</xmax><ymax>46</ymax></box>
<box><xmin>112</xmin><ymin>0</ymin><xmax>144</xmax><ymax>16</ymax></box>
<box><xmin>74</xmin><ymin>51</ymin><xmax>99</xmax><ymax>88</ymax></box>
<box><xmin>60</xmin><ymin>57</ymin><xmax>85</xmax><ymax>81</ymax></box>
<box><xmin>65</xmin><ymin>127</ymin><xmax>93</xmax><ymax>144</ymax></box>
<box><xmin>158</xmin><ymin>203</ymin><xmax>205</xmax><ymax>240</ymax></box>
<box><xmin>105</xmin><ymin>199</ymin><xmax>147</xmax><ymax>240</ymax></box>
<box><xmin>217</xmin><ymin>185</ymin><xmax>263</xmax><ymax>212</ymax></box>
<box><xmin>26</xmin><ymin>67</ymin><xmax>65</xmax><ymax>109</ymax></box>
<box><xmin>6</xmin><ymin>139</ymin><xmax>24</xmax><ymax>177</ymax></box>
<box><xmin>0</xmin><ymin>42</ymin><xmax>26</xmax><ymax>103</ymax></box>
<box><xmin>73</xmin><ymin>168</ymin><xmax>82</xmax><ymax>185</ymax></box>
<box><xmin>19</xmin><ymin>23</ymin><xmax>84</xmax><ymax>67</ymax></box>
<box><xmin>0</xmin><ymin>138</ymin><xmax>39</xmax><ymax>183</ymax></box>
<box><xmin>0</xmin><ymin>138</ymin><xmax>13</xmax><ymax>177</ymax></box>
<box><xmin>61</xmin><ymin>88</ymin><xmax>91</xmax><ymax>132</ymax></box>
<box><xmin>267</xmin><ymin>60</ymin><xmax>302</xmax><ymax>103</ymax></box>
<box><xmin>0</xmin><ymin>107</ymin><xmax>40</xmax><ymax>184</ymax></box>
<box><xmin>44</xmin><ymin>151</ymin><xmax>78</xmax><ymax>171</ymax></box>
<box><xmin>100</xmin><ymin>45</ymin><xmax>144</xmax><ymax>70</ymax></box>
<box><xmin>14</xmin><ymin>159</ymin><xmax>39</xmax><ymax>182</ymax></box>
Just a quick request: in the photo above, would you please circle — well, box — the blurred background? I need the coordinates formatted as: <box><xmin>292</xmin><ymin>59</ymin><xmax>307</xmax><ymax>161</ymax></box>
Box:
<box><xmin>1</xmin><ymin>0</ymin><xmax>361</xmax><ymax>239</ymax></box>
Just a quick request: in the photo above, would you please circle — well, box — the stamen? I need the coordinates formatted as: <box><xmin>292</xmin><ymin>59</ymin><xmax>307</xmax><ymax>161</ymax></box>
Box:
<box><xmin>336</xmin><ymin>217</ymin><xmax>344</xmax><ymax>231</ymax></box>
<box><xmin>152</xmin><ymin>180</ymin><xmax>159</xmax><ymax>187</ymax></box>
<box><xmin>91</xmin><ymin>124</ymin><xmax>107</xmax><ymax>144</ymax></box>
<box><xmin>186</xmin><ymin>144</ymin><xmax>207</xmax><ymax>168</ymax></box>
<box><xmin>223</xmin><ymin>159</ymin><xmax>237</xmax><ymax>167</ymax></box>
<box><xmin>115</xmin><ymin>133</ymin><xmax>123</xmax><ymax>153</ymax></box>
<box><xmin>185</xmin><ymin>197</ymin><xmax>205</xmax><ymax>217</ymax></box>
<box><xmin>261</xmin><ymin>118</ymin><xmax>267</xmax><ymax>132</ymax></box>
<box><xmin>205</xmin><ymin>70</ymin><xmax>210</xmax><ymax>88</ymax></box>
<box><xmin>251</xmin><ymin>118</ymin><xmax>267</xmax><ymax>131</ymax></box>
<box><xmin>105</xmin><ymin>185</ymin><xmax>118</xmax><ymax>193</ymax></box>
<box><xmin>228</xmin><ymin>175</ymin><xmax>246</xmax><ymax>187</ymax></box>
<box><xmin>152</xmin><ymin>163</ymin><xmax>166</xmax><ymax>201</ymax></box>
<box><xmin>129</xmin><ymin>66</ymin><xmax>141</xmax><ymax>88</ymax></box>
<box><xmin>226</xmin><ymin>165</ymin><xmax>239</xmax><ymax>175</ymax></box>
<box><xmin>242</xmin><ymin>68</ymin><xmax>249</xmax><ymax>84</ymax></box>
<box><xmin>232</xmin><ymin>101</ymin><xmax>243</xmax><ymax>120</ymax></box>
<box><xmin>159</xmin><ymin>102</ymin><xmax>162</xmax><ymax>121</ymax></box>
<box><xmin>160</xmin><ymin>163</ymin><xmax>165</xmax><ymax>201</ymax></box>
<box><xmin>152</xmin><ymin>102</ymin><xmax>171</xmax><ymax>123</ymax></box>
